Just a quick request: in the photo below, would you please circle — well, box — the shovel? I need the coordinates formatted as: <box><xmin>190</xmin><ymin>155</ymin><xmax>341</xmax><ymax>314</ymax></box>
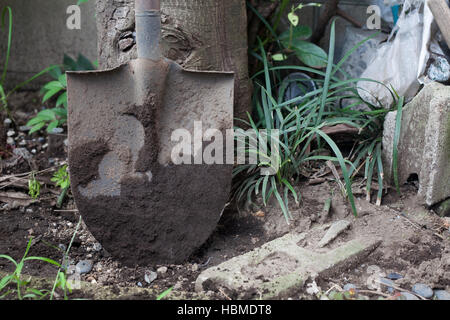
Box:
<box><xmin>66</xmin><ymin>0</ymin><xmax>234</xmax><ymax>266</ymax></box>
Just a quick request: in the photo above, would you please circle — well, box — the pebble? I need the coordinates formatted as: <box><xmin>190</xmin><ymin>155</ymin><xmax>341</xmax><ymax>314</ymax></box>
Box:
<box><xmin>144</xmin><ymin>271</ymin><xmax>157</xmax><ymax>284</ymax></box>
<box><xmin>13</xmin><ymin>148</ymin><xmax>32</xmax><ymax>160</ymax></box>
<box><xmin>19</xmin><ymin>125</ymin><xmax>31</xmax><ymax>132</ymax></box>
<box><xmin>400</xmin><ymin>292</ymin><xmax>419</xmax><ymax>300</ymax></box>
<box><xmin>191</xmin><ymin>263</ymin><xmax>199</xmax><ymax>272</ymax></box>
<box><xmin>343</xmin><ymin>283</ymin><xmax>357</xmax><ymax>291</ymax></box>
<box><xmin>7</xmin><ymin>130</ymin><xmax>15</xmax><ymax>137</ymax></box>
<box><xmin>25</xmin><ymin>208</ymin><xmax>33</xmax><ymax>214</ymax></box>
<box><xmin>31</xmin><ymin>149</ymin><xmax>36</xmax><ymax>154</ymax></box>
<box><xmin>92</xmin><ymin>242</ymin><xmax>102</xmax><ymax>252</ymax></box>
<box><xmin>52</xmin><ymin>127</ymin><xmax>64</xmax><ymax>134</ymax></box>
<box><xmin>3</xmin><ymin>118</ymin><xmax>11</xmax><ymax>125</ymax></box>
<box><xmin>75</xmin><ymin>260</ymin><xmax>93</xmax><ymax>274</ymax></box>
<box><xmin>18</xmin><ymin>140</ymin><xmax>27</xmax><ymax>146</ymax></box>
<box><xmin>379</xmin><ymin>278</ymin><xmax>395</xmax><ymax>293</ymax></box>
<box><xmin>137</xmin><ymin>282</ymin><xmax>143</xmax><ymax>287</ymax></box>
<box><xmin>412</xmin><ymin>283</ymin><xmax>434</xmax><ymax>299</ymax></box>
<box><xmin>387</xmin><ymin>272</ymin><xmax>403</xmax><ymax>280</ymax></box>
<box><xmin>6</xmin><ymin>137</ymin><xmax>14</xmax><ymax>145</ymax></box>
<box><xmin>434</xmin><ymin>290</ymin><xmax>450</xmax><ymax>300</ymax></box>
<box><xmin>157</xmin><ymin>266</ymin><xmax>168</xmax><ymax>274</ymax></box>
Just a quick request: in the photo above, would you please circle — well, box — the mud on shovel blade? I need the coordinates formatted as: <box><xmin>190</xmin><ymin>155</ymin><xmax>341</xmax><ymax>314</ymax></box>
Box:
<box><xmin>66</xmin><ymin>0</ymin><xmax>234</xmax><ymax>266</ymax></box>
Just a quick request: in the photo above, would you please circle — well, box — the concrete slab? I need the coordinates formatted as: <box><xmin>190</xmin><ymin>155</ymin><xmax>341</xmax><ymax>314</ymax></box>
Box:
<box><xmin>382</xmin><ymin>82</ymin><xmax>450</xmax><ymax>206</ymax></box>
<box><xmin>195</xmin><ymin>233</ymin><xmax>381</xmax><ymax>300</ymax></box>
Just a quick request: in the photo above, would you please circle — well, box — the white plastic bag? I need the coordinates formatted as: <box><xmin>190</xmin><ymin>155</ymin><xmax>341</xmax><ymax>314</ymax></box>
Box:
<box><xmin>358</xmin><ymin>0</ymin><xmax>424</xmax><ymax>108</ymax></box>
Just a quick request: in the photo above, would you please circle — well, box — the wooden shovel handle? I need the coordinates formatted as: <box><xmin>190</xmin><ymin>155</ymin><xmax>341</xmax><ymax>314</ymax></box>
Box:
<box><xmin>135</xmin><ymin>0</ymin><xmax>160</xmax><ymax>11</ymax></box>
<box><xmin>428</xmin><ymin>0</ymin><xmax>450</xmax><ymax>48</ymax></box>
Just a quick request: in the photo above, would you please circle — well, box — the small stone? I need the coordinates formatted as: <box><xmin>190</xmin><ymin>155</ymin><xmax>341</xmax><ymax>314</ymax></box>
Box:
<box><xmin>434</xmin><ymin>290</ymin><xmax>450</xmax><ymax>300</ymax></box>
<box><xmin>144</xmin><ymin>271</ymin><xmax>157</xmax><ymax>284</ymax></box>
<box><xmin>174</xmin><ymin>282</ymin><xmax>182</xmax><ymax>290</ymax></box>
<box><xmin>157</xmin><ymin>266</ymin><xmax>168</xmax><ymax>274</ymax></box>
<box><xmin>191</xmin><ymin>263</ymin><xmax>199</xmax><ymax>272</ymax></box>
<box><xmin>412</xmin><ymin>283</ymin><xmax>433</xmax><ymax>298</ymax></box>
<box><xmin>379</xmin><ymin>278</ymin><xmax>395</xmax><ymax>294</ymax></box>
<box><xmin>31</xmin><ymin>149</ymin><xmax>36</xmax><ymax>154</ymax></box>
<box><xmin>386</xmin><ymin>272</ymin><xmax>403</xmax><ymax>280</ymax></box>
<box><xmin>25</xmin><ymin>208</ymin><xmax>33</xmax><ymax>214</ymax></box>
<box><xmin>13</xmin><ymin>148</ymin><xmax>32</xmax><ymax>160</ymax></box>
<box><xmin>19</xmin><ymin>125</ymin><xmax>31</xmax><ymax>132</ymax></box>
<box><xmin>75</xmin><ymin>260</ymin><xmax>93</xmax><ymax>274</ymax></box>
<box><xmin>137</xmin><ymin>282</ymin><xmax>143</xmax><ymax>287</ymax></box>
<box><xmin>92</xmin><ymin>242</ymin><xmax>102</xmax><ymax>252</ymax></box>
<box><xmin>38</xmin><ymin>137</ymin><xmax>45</xmax><ymax>143</ymax></box>
<box><xmin>3</xmin><ymin>118</ymin><xmax>11</xmax><ymax>125</ymax></box>
<box><xmin>343</xmin><ymin>283</ymin><xmax>357</xmax><ymax>291</ymax></box>
<box><xmin>18</xmin><ymin>140</ymin><xmax>27</xmax><ymax>146</ymax></box>
<box><xmin>52</xmin><ymin>127</ymin><xmax>64</xmax><ymax>134</ymax></box>
<box><xmin>6</xmin><ymin>137</ymin><xmax>14</xmax><ymax>145</ymax></box>
<box><xmin>7</xmin><ymin>130</ymin><xmax>15</xmax><ymax>137</ymax></box>
<box><xmin>86</xmin><ymin>254</ymin><xmax>93</xmax><ymax>258</ymax></box>
<box><xmin>67</xmin><ymin>222</ymin><xmax>73</xmax><ymax>227</ymax></box>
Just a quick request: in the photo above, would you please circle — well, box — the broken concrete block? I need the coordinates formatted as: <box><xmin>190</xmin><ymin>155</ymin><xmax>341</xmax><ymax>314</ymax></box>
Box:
<box><xmin>318</xmin><ymin>220</ymin><xmax>351</xmax><ymax>248</ymax></box>
<box><xmin>382</xmin><ymin>82</ymin><xmax>450</xmax><ymax>206</ymax></box>
<box><xmin>195</xmin><ymin>233</ymin><xmax>380</xmax><ymax>299</ymax></box>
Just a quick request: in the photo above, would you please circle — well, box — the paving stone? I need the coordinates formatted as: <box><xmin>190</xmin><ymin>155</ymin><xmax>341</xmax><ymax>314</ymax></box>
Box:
<box><xmin>382</xmin><ymin>82</ymin><xmax>450</xmax><ymax>206</ymax></box>
<box><xmin>195</xmin><ymin>233</ymin><xmax>380</xmax><ymax>300</ymax></box>
<box><xmin>318</xmin><ymin>220</ymin><xmax>351</xmax><ymax>248</ymax></box>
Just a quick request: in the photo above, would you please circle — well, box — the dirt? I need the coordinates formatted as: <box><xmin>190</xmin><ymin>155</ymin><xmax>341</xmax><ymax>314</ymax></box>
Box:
<box><xmin>0</xmin><ymin>91</ymin><xmax>449</xmax><ymax>300</ymax></box>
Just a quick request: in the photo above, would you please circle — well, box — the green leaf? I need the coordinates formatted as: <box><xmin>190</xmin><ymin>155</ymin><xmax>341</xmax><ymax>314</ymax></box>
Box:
<box><xmin>288</xmin><ymin>39</ymin><xmax>327</xmax><ymax>68</ymax></box>
<box><xmin>279</xmin><ymin>25</ymin><xmax>312</xmax><ymax>41</ymax></box>
<box><xmin>156</xmin><ymin>287</ymin><xmax>173</xmax><ymax>300</ymax></box>
<box><xmin>55</xmin><ymin>92</ymin><xmax>67</xmax><ymax>108</ymax></box>
<box><xmin>46</xmin><ymin>120</ymin><xmax>59</xmax><ymax>133</ymax></box>
<box><xmin>42</xmin><ymin>87</ymin><xmax>63</xmax><ymax>103</ymax></box>
<box><xmin>29</xmin><ymin>122</ymin><xmax>46</xmax><ymax>134</ymax></box>
<box><xmin>77</xmin><ymin>0</ymin><xmax>89</xmax><ymax>5</ymax></box>
<box><xmin>76</xmin><ymin>54</ymin><xmax>95</xmax><ymax>71</ymax></box>
<box><xmin>48</xmin><ymin>65</ymin><xmax>62</xmax><ymax>80</ymax></box>
<box><xmin>287</xmin><ymin>12</ymin><xmax>299</xmax><ymax>26</ymax></box>
<box><xmin>272</xmin><ymin>53</ymin><xmax>288</xmax><ymax>61</ymax></box>
<box><xmin>37</xmin><ymin>109</ymin><xmax>57</xmax><ymax>120</ymax></box>
<box><xmin>43</xmin><ymin>81</ymin><xmax>64</xmax><ymax>91</ymax></box>
<box><xmin>393</xmin><ymin>96</ymin><xmax>404</xmax><ymax>194</ymax></box>
<box><xmin>58</xmin><ymin>74</ymin><xmax>67</xmax><ymax>87</ymax></box>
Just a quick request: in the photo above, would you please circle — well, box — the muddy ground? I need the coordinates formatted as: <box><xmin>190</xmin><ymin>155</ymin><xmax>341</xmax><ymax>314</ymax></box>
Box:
<box><xmin>0</xmin><ymin>92</ymin><xmax>449</xmax><ymax>300</ymax></box>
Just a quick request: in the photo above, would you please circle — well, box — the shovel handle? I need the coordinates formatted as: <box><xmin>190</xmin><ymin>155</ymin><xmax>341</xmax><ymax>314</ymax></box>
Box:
<box><xmin>135</xmin><ymin>0</ymin><xmax>161</xmax><ymax>60</ymax></box>
<box><xmin>136</xmin><ymin>0</ymin><xmax>160</xmax><ymax>11</ymax></box>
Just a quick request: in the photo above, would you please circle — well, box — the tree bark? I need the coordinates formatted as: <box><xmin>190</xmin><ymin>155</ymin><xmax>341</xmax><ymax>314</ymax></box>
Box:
<box><xmin>96</xmin><ymin>0</ymin><xmax>251</xmax><ymax>121</ymax></box>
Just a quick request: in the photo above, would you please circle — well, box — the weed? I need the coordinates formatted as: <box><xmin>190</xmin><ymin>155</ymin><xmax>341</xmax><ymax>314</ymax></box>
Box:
<box><xmin>0</xmin><ymin>216</ymin><xmax>82</xmax><ymax>300</ymax></box>
<box><xmin>51</xmin><ymin>164</ymin><xmax>70</xmax><ymax>208</ymax></box>
<box><xmin>26</xmin><ymin>54</ymin><xmax>96</xmax><ymax>134</ymax></box>
<box><xmin>28</xmin><ymin>172</ymin><xmax>41</xmax><ymax>200</ymax></box>
<box><xmin>234</xmin><ymin>15</ymin><xmax>403</xmax><ymax>223</ymax></box>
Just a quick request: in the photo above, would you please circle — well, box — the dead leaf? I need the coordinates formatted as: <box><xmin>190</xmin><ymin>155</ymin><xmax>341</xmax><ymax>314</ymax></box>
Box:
<box><xmin>0</xmin><ymin>191</ymin><xmax>36</xmax><ymax>207</ymax></box>
<box><xmin>254</xmin><ymin>210</ymin><xmax>265</xmax><ymax>217</ymax></box>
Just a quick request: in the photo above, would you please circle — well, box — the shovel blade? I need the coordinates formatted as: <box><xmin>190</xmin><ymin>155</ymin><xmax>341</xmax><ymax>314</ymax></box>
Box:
<box><xmin>67</xmin><ymin>59</ymin><xmax>234</xmax><ymax>265</ymax></box>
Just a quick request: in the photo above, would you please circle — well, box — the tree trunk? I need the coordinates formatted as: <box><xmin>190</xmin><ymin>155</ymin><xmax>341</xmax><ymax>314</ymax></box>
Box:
<box><xmin>96</xmin><ymin>0</ymin><xmax>251</xmax><ymax>121</ymax></box>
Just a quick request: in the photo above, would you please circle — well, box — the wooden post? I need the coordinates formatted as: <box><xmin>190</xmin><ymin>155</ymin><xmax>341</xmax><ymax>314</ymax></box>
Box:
<box><xmin>428</xmin><ymin>0</ymin><xmax>450</xmax><ymax>48</ymax></box>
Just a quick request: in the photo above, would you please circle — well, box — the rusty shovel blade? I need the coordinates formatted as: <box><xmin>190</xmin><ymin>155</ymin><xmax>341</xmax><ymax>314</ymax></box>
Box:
<box><xmin>66</xmin><ymin>2</ymin><xmax>234</xmax><ymax>266</ymax></box>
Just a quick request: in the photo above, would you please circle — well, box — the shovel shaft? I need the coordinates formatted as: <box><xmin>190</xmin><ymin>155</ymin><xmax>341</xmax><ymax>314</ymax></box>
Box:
<box><xmin>135</xmin><ymin>0</ymin><xmax>161</xmax><ymax>60</ymax></box>
<box><xmin>136</xmin><ymin>0</ymin><xmax>160</xmax><ymax>11</ymax></box>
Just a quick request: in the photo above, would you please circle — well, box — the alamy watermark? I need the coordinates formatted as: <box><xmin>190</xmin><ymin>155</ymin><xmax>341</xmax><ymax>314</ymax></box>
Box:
<box><xmin>170</xmin><ymin>121</ymin><xmax>280</xmax><ymax>176</ymax></box>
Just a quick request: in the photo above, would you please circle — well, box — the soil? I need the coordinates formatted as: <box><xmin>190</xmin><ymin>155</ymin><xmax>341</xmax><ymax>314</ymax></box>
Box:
<box><xmin>0</xmin><ymin>91</ymin><xmax>449</xmax><ymax>300</ymax></box>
